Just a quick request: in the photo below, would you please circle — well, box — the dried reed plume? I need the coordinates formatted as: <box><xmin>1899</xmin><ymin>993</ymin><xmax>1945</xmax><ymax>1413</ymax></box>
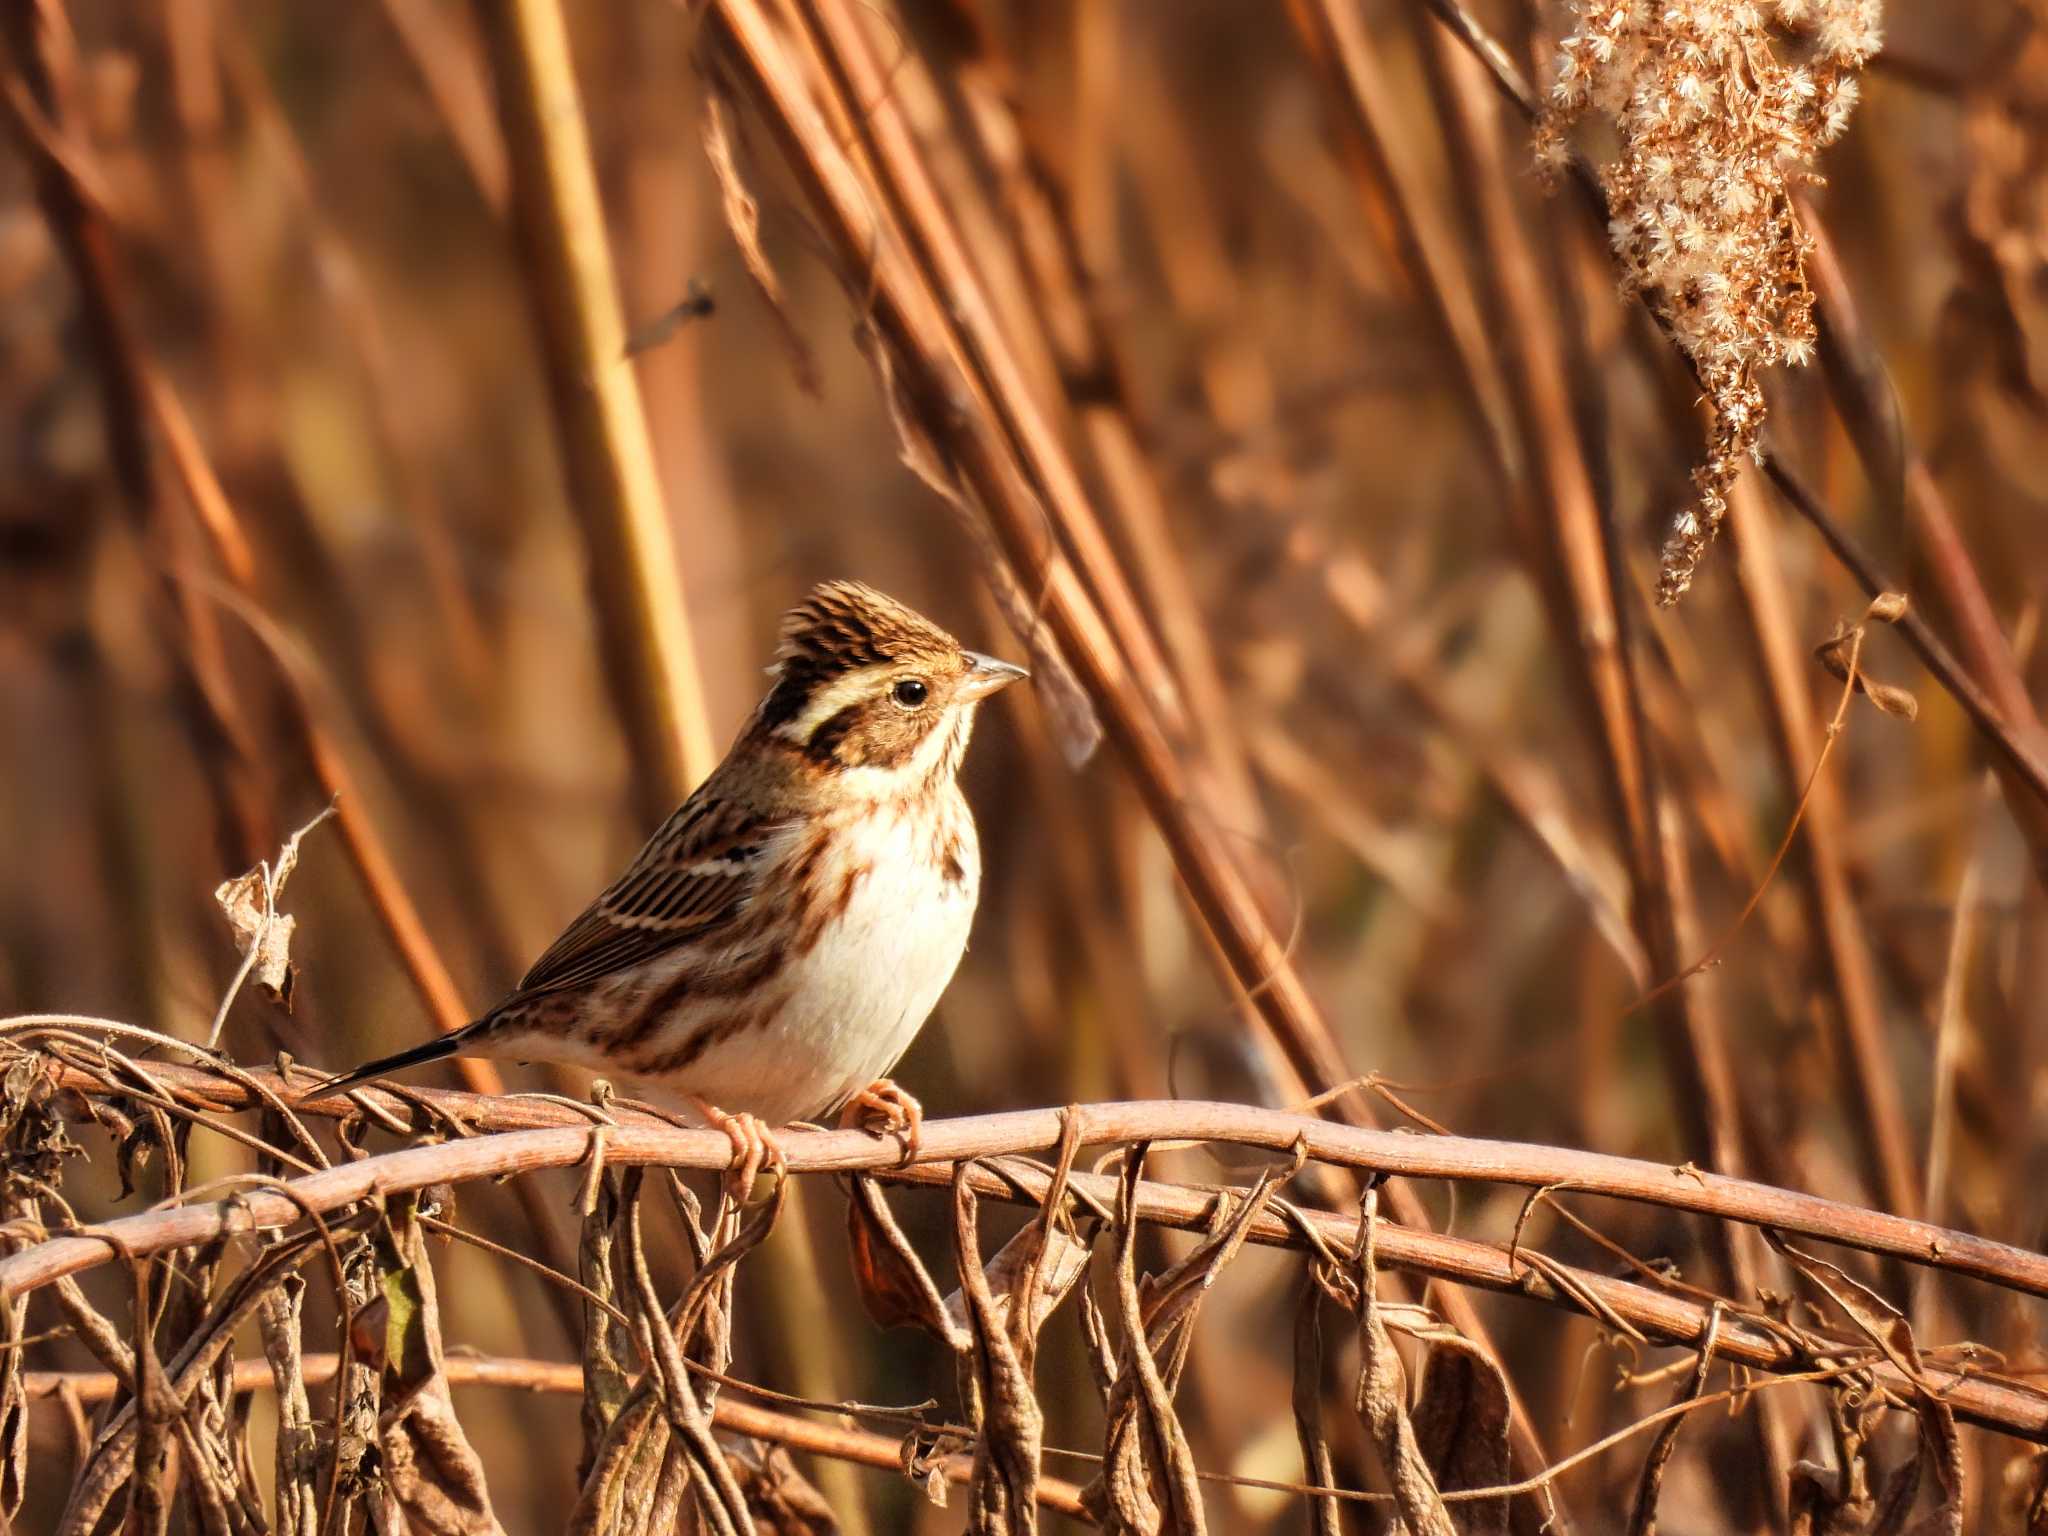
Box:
<box><xmin>1537</xmin><ymin>0</ymin><xmax>1883</xmax><ymax>602</ymax></box>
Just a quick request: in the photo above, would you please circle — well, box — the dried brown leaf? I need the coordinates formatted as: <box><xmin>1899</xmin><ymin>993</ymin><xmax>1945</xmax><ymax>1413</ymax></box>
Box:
<box><xmin>1774</xmin><ymin>1235</ymin><xmax>1965</xmax><ymax>1534</ymax></box>
<box><xmin>1412</xmin><ymin>1332</ymin><xmax>1511</xmax><ymax>1535</ymax></box>
<box><xmin>620</xmin><ymin>1174</ymin><xmax>754</xmax><ymax>1536</ymax></box>
<box><xmin>901</xmin><ymin>1429</ymin><xmax>967</xmax><ymax>1510</ymax></box>
<box><xmin>942</xmin><ymin>1207</ymin><xmax>1090</xmax><ymax>1349</ymax></box>
<box><xmin>847</xmin><ymin>1174</ymin><xmax>969</xmax><ymax>1350</ymax></box>
<box><xmin>1135</xmin><ymin>1153</ymin><xmax>1295</xmax><ymax>1387</ymax></box>
<box><xmin>1815</xmin><ymin>623</ymin><xmax>1919</xmax><ymax>720</ymax></box>
<box><xmin>1900</xmin><ymin>1395</ymin><xmax>1964</xmax><ymax>1536</ymax></box>
<box><xmin>736</xmin><ymin>1441</ymin><xmax>839</xmax><ymax>1534</ymax></box>
<box><xmin>1084</xmin><ymin>1146</ymin><xmax>1206</xmax><ymax>1536</ymax></box>
<box><xmin>212</xmin><ymin>804</ymin><xmax>333</xmax><ymax>1014</ymax></box>
<box><xmin>1353</xmin><ymin>1189</ymin><xmax>1455</xmax><ymax>1536</ymax></box>
<box><xmin>1291</xmin><ymin>1281</ymin><xmax>1341</xmax><ymax>1536</ymax></box>
<box><xmin>952</xmin><ymin>1165</ymin><xmax>1044</xmax><ymax>1535</ymax></box>
<box><xmin>1868</xmin><ymin>1446</ymin><xmax>1925</xmax><ymax>1536</ymax></box>
<box><xmin>375</xmin><ymin>1199</ymin><xmax>507</xmax><ymax>1536</ymax></box>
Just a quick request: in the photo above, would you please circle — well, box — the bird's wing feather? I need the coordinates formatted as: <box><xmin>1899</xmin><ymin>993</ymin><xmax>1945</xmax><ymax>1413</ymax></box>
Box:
<box><xmin>509</xmin><ymin>795</ymin><xmax>797</xmax><ymax>998</ymax></box>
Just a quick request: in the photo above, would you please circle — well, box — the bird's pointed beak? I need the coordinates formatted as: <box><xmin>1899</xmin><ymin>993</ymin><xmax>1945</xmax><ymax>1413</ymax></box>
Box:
<box><xmin>958</xmin><ymin>651</ymin><xmax>1029</xmax><ymax>701</ymax></box>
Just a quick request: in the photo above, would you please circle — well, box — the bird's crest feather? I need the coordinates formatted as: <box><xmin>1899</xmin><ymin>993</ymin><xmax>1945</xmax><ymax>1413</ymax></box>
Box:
<box><xmin>776</xmin><ymin>581</ymin><xmax>959</xmax><ymax>677</ymax></box>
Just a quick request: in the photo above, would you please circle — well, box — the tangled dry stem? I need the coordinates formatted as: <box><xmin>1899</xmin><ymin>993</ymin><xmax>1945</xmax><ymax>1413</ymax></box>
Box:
<box><xmin>0</xmin><ymin>1025</ymin><xmax>2033</xmax><ymax>1531</ymax></box>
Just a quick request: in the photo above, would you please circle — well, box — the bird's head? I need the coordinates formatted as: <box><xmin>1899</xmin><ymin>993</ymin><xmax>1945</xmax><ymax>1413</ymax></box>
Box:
<box><xmin>756</xmin><ymin>581</ymin><xmax>1027</xmax><ymax>791</ymax></box>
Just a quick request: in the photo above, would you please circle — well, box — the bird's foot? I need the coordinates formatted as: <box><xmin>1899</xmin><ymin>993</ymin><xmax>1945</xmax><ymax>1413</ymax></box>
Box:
<box><xmin>840</xmin><ymin>1079</ymin><xmax>923</xmax><ymax>1163</ymax></box>
<box><xmin>689</xmin><ymin>1096</ymin><xmax>786</xmax><ymax>1202</ymax></box>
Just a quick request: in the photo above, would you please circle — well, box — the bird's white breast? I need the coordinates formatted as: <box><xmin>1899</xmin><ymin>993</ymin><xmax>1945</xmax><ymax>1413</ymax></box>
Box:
<box><xmin>671</xmin><ymin>788</ymin><xmax>980</xmax><ymax>1124</ymax></box>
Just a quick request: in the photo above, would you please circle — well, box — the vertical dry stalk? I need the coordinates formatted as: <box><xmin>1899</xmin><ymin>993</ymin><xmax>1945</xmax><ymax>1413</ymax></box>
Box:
<box><xmin>1424</xmin><ymin>8</ymin><xmax>1793</xmax><ymax>1374</ymax></box>
<box><xmin>1723</xmin><ymin>480</ymin><xmax>1919</xmax><ymax>1219</ymax></box>
<box><xmin>142</xmin><ymin>330</ymin><xmax>594</xmax><ymax>1332</ymax></box>
<box><xmin>699</xmin><ymin>0</ymin><xmax>1312</xmax><ymax>1133</ymax></box>
<box><xmin>0</xmin><ymin>0</ymin><xmax>274</xmax><ymax>873</ymax></box>
<box><xmin>473</xmin><ymin>0</ymin><xmax>716</xmax><ymax>818</ymax></box>
<box><xmin>1801</xmin><ymin>215</ymin><xmax>2048</xmax><ymax>892</ymax></box>
<box><xmin>908</xmin><ymin>8</ymin><xmax>1264</xmax><ymax>828</ymax></box>
<box><xmin>782</xmin><ymin>0</ymin><xmax>1191</xmax><ymax>757</ymax></box>
<box><xmin>1422</xmin><ymin>12</ymin><xmax>1926</xmax><ymax>1287</ymax></box>
<box><xmin>696</xmin><ymin>13</ymin><xmax>1583</xmax><ymax>1524</ymax></box>
<box><xmin>4</xmin><ymin>0</ymin><xmax>541</xmax><ymax>1120</ymax></box>
<box><xmin>1417</xmin><ymin>0</ymin><xmax>2048</xmax><ymax>831</ymax></box>
<box><xmin>1286</xmin><ymin>0</ymin><xmax>1525</xmax><ymax>494</ymax></box>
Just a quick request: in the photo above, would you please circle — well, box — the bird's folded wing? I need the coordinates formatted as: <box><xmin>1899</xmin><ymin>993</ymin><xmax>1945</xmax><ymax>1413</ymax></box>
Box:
<box><xmin>509</xmin><ymin>799</ymin><xmax>796</xmax><ymax>998</ymax></box>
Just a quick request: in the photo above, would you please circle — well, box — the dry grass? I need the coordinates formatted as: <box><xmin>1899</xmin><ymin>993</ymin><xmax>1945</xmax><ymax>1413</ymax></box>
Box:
<box><xmin>1</xmin><ymin>0</ymin><xmax>2046</xmax><ymax>1531</ymax></box>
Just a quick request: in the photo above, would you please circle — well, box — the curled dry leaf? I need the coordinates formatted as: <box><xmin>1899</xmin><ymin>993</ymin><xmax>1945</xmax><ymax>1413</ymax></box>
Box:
<box><xmin>1411</xmin><ymin>1331</ymin><xmax>1511</xmax><ymax>1536</ymax></box>
<box><xmin>733</xmin><ymin>1440</ymin><xmax>839</xmax><ymax>1535</ymax></box>
<box><xmin>1352</xmin><ymin>1189</ymin><xmax>1456</xmax><ymax>1536</ymax></box>
<box><xmin>942</xmin><ymin>1217</ymin><xmax>1090</xmax><ymax>1353</ymax></box>
<box><xmin>1816</xmin><ymin>621</ymin><xmax>1919</xmax><ymax>720</ymax></box>
<box><xmin>1085</xmin><ymin>1145</ymin><xmax>1208</xmax><ymax>1536</ymax></box>
<box><xmin>1868</xmin><ymin>1444</ymin><xmax>1925</xmax><ymax>1536</ymax></box>
<box><xmin>943</xmin><ymin>1117</ymin><xmax>1092</xmax><ymax>1354</ymax></box>
<box><xmin>374</xmin><ymin>1198</ymin><xmax>507</xmax><ymax>1536</ymax></box>
<box><xmin>587</xmin><ymin>1172</ymin><xmax>757</xmax><ymax>1536</ymax></box>
<box><xmin>1290</xmin><ymin>1281</ymin><xmax>1341</xmax><ymax>1536</ymax></box>
<box><xmin>212</xmin><ymin>804</ymin><xmax>335</xmax><ymax>1012</ymax></box>
<box><xmin>1134</xmin><ymin>1151</ymin><xmax>1295</xmax><ymax>1373</ymax></box>
<box><xmin>1771</xmin><ymin>1234</ymin><xmax>1965</xmax><ymax>1534</ymax></box>
<box><xmin>952</xmin><ymin>1165</ymin><xmax>1046</xmax><ymax>1534</ymax></box>
<box><xmin>901</xmin><ymin>1428</ymin><xmax>968</xmax><ymax>1509</ymax></box>
<box><xmin>847</xmin><ymin>1174</ymin><xmax>970</xmax><ymax>1350</ymax></box>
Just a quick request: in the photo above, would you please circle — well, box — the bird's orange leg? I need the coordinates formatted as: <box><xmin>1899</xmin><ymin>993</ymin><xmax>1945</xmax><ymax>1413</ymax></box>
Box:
<box><xmin>688</xmin><ymin>1096</ymin><xmax>786</xmax><ymax>1201</ymax></box>
<box><xmin>839</xmin><ymin>1079</ymin><xmax>923</xmax><ymax>1162</ymax></box>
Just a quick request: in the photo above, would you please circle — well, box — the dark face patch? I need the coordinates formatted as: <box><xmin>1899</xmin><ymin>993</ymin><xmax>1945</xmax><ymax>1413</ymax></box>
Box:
<box><xmin>761</xmin><ymin>581</ymin><xmax>979</xmax><ymax>767</ymax></box>
<box><xmin>814</xmin><ymin>695</ymin><xmax>933</xmax><ymax>767</ymax></box>
<box><xmin>795</xmin><ymin>661</ymin><xmax>971</xmax><ymax>771</ymax></box>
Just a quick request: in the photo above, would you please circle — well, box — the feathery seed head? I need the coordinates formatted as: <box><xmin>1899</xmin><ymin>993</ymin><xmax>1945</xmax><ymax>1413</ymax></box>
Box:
<box><xmin>1536</xmin><ymin>0</ymin><xmax>1882</xmax><ymax>604</ymax></box>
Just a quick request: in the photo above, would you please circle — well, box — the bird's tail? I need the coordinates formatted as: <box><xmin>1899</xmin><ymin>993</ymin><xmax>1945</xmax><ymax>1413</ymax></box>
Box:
<box><xmin>313</xmin><ymin>1023</ymin><xmax>481</xmax><ymax>1099</ymax></box>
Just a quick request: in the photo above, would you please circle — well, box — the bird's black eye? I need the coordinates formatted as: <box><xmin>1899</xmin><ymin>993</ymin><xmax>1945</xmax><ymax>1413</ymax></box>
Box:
<box><xmin>891</xmin><ymin>678</ymin><xmax>929</xmax><ymax>709</ymax></box>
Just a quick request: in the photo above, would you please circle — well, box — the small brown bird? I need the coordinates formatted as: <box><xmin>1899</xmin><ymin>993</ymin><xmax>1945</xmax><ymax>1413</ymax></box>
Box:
<box><xmin>320</xmin><ymin>581</ymin><xmax>1026</xmax><ymax>1180</ymax></box>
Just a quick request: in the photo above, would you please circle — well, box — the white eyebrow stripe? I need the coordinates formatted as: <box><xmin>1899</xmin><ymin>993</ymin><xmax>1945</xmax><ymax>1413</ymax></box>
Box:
<box><xmin>771</xmin><ymin>666</ymin><xmax>890</xmax><ymax>745</ymax></box>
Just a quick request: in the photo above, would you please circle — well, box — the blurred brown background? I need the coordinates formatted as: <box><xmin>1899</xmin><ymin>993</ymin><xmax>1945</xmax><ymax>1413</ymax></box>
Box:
<box><xmin>2</xmin><ymin>0</ymin><xmax>2046</xmax><ymax>1529</ymax></box>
